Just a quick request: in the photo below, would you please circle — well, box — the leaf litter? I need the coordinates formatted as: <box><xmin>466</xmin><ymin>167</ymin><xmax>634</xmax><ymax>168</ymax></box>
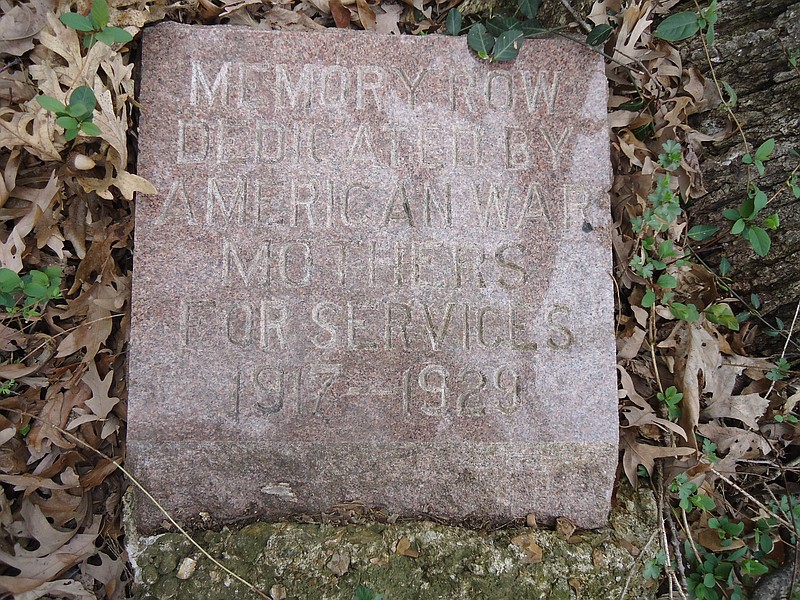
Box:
<box><xmin>0</xmin><ymin>0</ymin><xmax>797</xmax><ymax>596</ymax></box>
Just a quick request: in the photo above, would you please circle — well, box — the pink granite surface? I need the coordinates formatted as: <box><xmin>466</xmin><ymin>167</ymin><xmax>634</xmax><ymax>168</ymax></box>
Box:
<box><xmin>129</xmin><ymin>22</ymin><xmax>616</xmax><ymax>534</ymax></box>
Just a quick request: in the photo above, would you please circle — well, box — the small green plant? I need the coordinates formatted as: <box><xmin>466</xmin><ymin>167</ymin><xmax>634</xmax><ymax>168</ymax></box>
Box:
<box><xmin>0</xmin><ymin>379</ymin><xmax>14</xmax><ymax>396</ymax></box>
<box><xmin>37</xmin><ymin>86</ymin><xmax>100</xmax><ymax>141</ymax></box>
<box><xmin>670</xmin><ymin>473</ymin><xmax>716</xmax><ymax>513</ymax></box>
<box><xmin>0</xmin><ymin>267</ymin><xmax>62</xmax><ymax>318</ymax></box>
<box><xmin>353</xmin><ymin>585</ymin><xmax>383</xmax><ymax>600</ymax></box>
<box><xmin>766</xmin><ymin>357</ymin><xmax>791</xmax><ymax>382</ymax></box>
<box><xmin>657</xmin><ymin>385</ymin><xmax>683</xmax><ymax>421</ymax></box>
<box><xmin>59</xmin><ymin>0</ymin><xmax>133</xmax><ymax>48</ymax></box>
<box><xmin>643</xmin><ymin>549</ymin><xmax>668</xmax><ymax>580</ymax></box>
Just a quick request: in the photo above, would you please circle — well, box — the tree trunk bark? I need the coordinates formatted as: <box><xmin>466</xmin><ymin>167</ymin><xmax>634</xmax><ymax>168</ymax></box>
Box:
<box><xmin>683</xmin><ymin>0</ymin><xmax>800</xmax><ymax>350</ymax></box>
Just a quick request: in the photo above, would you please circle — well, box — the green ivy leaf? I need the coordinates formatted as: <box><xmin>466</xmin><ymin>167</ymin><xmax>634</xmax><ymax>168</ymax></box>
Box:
<box><xmin>730</xmin><ymin>218</ymin><xmax>745</xmax><ymax>235</ymax></box>
<box><xmin>519</xmin><ymin>18</ymin><xmax>546</xmax><ymax>37</ymax></box>
<box><xmin>669</xmin><ymin>302</ymin><xmax>700</xmax><ymax>322</ymax></box>
<box><xmin>56</xmin><ymin>115</ymin><xmax>79</xmax><ymax>130</ymax></box>
<box><xmin>694</xmin><ymin>494</ymin><xmax>716</xmax><ymax>511</ymax></box>
<box><xmin>23</xmin><ymin>281</ymin><xmax>48</xmax><ymax>299</ymax></box>
<box><xmin>59</xmin><ymin>12</ymin><xmax>96</xmax><ymax>31</ymax></box>
<box><xmin>492</xmin><ymin>29</ymin><xmax>524</xmax><ymax>62</ymax></box>
<box><xmin>67</xmin><ymin>85</ymin><xmax>97</xmax><ymax>120</ymax></box>
<box><xmin>719</xmin><ymin>256</ymin><xmax>731</xmax><ymax>277</ymax></box>
<box><xmin>654</xmin><ymin>12</ymin><xmax>701</xmax><ymax>41</ymax></box>
<box><xmin>721</xmin><ymin>81</ymin><xmax>737</xmax><ymax>107</ymax></box>
<box><xmin>64</xmin><ymin>127</ymin><xmax>79</xmax><ymax>141</ymax></box>
<box><xmin>90</xmin><ymin>0</ymin><xmax>110</xmax><ymax>30</ymax></box>
<box><xmin>80</xmin><ymin>121</ymin><xmax>102</xmax><ymax>136</ymax></box>
<box><xmin>353</xmin><ymin>586</ymin><xmax>380</xmax><ymax>600</ymax></box>
<box><xmin>586</xmin><ymin>24</ymin><xmax>613</xmax><ymax>46</ymax></box>
<box><xmin>641</xmin><ymin>288</ymin><xmax>656</xmax><ymax>308</ymax></box>
<box><xmin>657</xmin><ymin>273</ymin><xmax>677</xmax><ymax>289</ymax></box>
<box><xmin>753</xmin><ymin>188</ymin><xmax>768</xmax><ymax>214</ymax></box>
<box><xmin>705</xmin><ymin>303</ymin><xmax>739</xmax><ymax>331</ymax></box>
<box><xmin>467</xmin><ymin>24</ymin><xmax>494</xmax><ymax>57</ymax></box>
<box><xmin>516</xmin><ymin>0</ymin><xmax>539</xmax><ymax>19</ymax></box>
<box><xmin>754</xmin><ymin>138</ymin><xmax>775</xmax><ymax>162</ymax></box>
<box><xmin>0</xmin><ymin>268</ymin><xmax>23</xmax><ymax>293</ymax></box>
<box><xmin>95</xmin><ymin>26</ymin><xmax>133</xmax><ymax>45</ymax></box>
<box><xmin>722</xmin><ymin>208</ymin><xmax>741</xmax><ymax>221</ymax></box>
<box><xmin>36</xmin><ymin>95</ymin><xmax>66</xmax><ymax>113</ymax></box>
<box><xmin>484</xmin><ymin>15</ymin><xmax>520</xmax><ymax>37</ymax></box>
<box><xmin>445</xmin><ymin>8</ymin><xmax>462</xmax><ymax>36</ymax></box>
<box><xmin>748</xmin><ymin>226</ymin><xmax>771</xmax><ymax>256</ymax></box>
<box><xmin>742</xmin><ymin>559</ymin><xmax>769</xmax><ymax>576</ymax></box>
<box><xmin>687</xmin><ymin>224</ymin><xmax>719</xmax><ymax>241</ymax></box>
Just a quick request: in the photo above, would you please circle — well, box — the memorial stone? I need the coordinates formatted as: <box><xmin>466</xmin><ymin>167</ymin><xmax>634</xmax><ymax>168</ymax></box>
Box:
<box><xmin>129</xmin><ymin>22</ymin><xmax>617</xmax><ymax>534</ymax></box>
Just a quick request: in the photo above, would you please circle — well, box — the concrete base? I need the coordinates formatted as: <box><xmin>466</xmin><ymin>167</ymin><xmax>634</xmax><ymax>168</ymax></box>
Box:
<box><xmin>125</xmin><ymin>482</ymin><xmax>659</xmax><ymax>600</ymax></box>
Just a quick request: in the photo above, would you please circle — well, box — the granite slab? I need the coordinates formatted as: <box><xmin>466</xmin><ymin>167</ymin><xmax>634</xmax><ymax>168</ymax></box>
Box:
<box><xmin>129</xmin><ymin>22</ymin><xmax>617</xmax><ymax>534</ymax></box>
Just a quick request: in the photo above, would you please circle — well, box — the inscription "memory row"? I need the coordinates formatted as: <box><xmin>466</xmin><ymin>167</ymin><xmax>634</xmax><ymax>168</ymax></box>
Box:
<box><xmin>189</xmin><ymin>61</ymin><xmax>563</xmax><ymax>114</ymax></box>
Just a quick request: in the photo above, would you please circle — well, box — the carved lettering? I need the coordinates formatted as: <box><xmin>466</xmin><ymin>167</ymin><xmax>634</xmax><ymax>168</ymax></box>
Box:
<box><xmin>190</xmin><ymin>60</ymin><xmax>230</xmax><ymax>106</ymax></box>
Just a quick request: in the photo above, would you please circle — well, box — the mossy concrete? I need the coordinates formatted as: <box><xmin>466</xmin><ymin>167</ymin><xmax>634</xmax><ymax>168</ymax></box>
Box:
<box><xmin>127</xmin><ymin>483</ymin><xmax>658</xmax><ymax>599</ymax></box>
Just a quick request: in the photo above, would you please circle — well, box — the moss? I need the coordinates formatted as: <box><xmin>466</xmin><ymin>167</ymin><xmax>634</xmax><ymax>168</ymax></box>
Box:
<box><xmin>129</xmin><ymin>482</ymin><xmax>658</xmax><ymax>599</ymax></box>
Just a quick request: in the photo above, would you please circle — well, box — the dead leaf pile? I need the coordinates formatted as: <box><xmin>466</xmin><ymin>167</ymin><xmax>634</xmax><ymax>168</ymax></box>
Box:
<box><xmin>595</xmin><ymin>0</ymin><xmax>799</xmax><ymax>592</ymax></box>
<box><xmin>0</xmin><ymin>0</ymin><xmax>797</xmax><ymax>596</ymax></box>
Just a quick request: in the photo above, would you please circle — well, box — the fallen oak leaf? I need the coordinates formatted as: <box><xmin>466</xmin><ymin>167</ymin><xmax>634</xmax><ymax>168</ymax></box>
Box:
<box><xmin>621</xmin><ymin>406</ymin><xmax>688</xmax><ymax>440</ymax></box>
<box><xmin>705</xmin><ymin>393</ymin><xmax>769</xmax><ymax>431</ymax></box>
<box><xmin>620</xmin><ymin>427</ymin><xmax>696</xmax><ymax>485</ymax></box>
<box><xmin>82</xmin><ymin>361</ymin><xmax>120</xmax><ymax>419</ymax></box>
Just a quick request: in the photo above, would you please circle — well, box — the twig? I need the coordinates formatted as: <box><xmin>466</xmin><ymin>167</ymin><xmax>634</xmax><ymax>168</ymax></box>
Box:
<box><xmin>559</xmin><ymin>0</ymin><xmax>591</xmax><ymax>33</ymax></box>
<box><xmin>666</xmin><ymin>500</ymin><xmax>688</xmax><ymax>590</ymax></box>
<box><xmin>688</xmin><ymin>251</ymin><xmax>800</xmax><ymax>352</ymax></box>
<box><xmin>619</xmin><ymin>530</ymin><xmax>658</xmax><ymax>600</ymax></box>
<box><xmin>709</xmin><ymin>466</ymin><xmax>795</xmax><ymax>530</ymax></box>
<box><xmin>657</xmin><ymin>464</ymin><xmax>688</xmax><ymax>599</ymax></box>
<box><xmin>765</xmin><ymin>297</ymin><xmax>800</xmax><ymax>399</ymax></box>
<box><xmin>679</xmin><ymin>508</ymin><xmax>702</xmax><ymax>574</ymax></box>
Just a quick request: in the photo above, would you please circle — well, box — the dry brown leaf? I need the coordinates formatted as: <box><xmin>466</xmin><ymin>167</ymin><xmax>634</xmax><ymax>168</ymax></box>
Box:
<box><xmin>0</xmin><ymin>0</ymin><xmax>54</xmax><ymax>56</ymax></box>
<box><xmin>395</xmin><ymin>536</ymin><xmax>420</xmax><ymax>557</ymax></box>
<box><xmin>0</xmin><ymin>576</ymin><xmax>95</xmax><ymax>597</ymax></box>
<box><xmin>0</xmin><ymin>108</ymin><xmax>60</xmax><ymax>162</ymax></box>
<box><xmin>510</xmin><ymin>533</ymin><xmax>543</xmax><ymax>563</ymax></box>
<box><xmin>705</xmin><ymin>393</ymin><xmax>769</xmax><ymax>431</ymax></box>
<box><xmin>0</xmin><ymin>171</ymin><xmax>59</xmax><ymax>272</ymax></box>
<box><xmin>621</xmin><ymin>406</ymin><xmax>687</xmax><ymax>440</ymax></box>
<box><xmin>55</xmin><ymin>304</ymin><xmax>113</xmax><ymax>362</ymax></box>
<box><xmin>375</xmin><ymin>2</ymin><xmax>402</xmax><ymax>34</ymax></box>
<box><xmin>662</xmin><ymin>321</ymin><xmax>721</xmax><ymax>450</ymax></box>
<box><xmin>262</xmin><ymin>7</ymin><xmax>327</xmax><ymax>30</ymax></box>
<box><xmin>82</xmin><ymin>361</ymin><xmax>120</xmax><ymax>419</ymax></box>
<box><xmin>555</xmin><ymin>517</ymin><xmax>576</xmax><ymax>538</ymax></box>
<box><xmin>0</xmin><ymin>517</ymin><xmax>99</xmax><ymax>588</ymax></box>
<box><xmin>697</xmin><ymin>527</ymin><xmax>745</xmax><ymax>552</ymax></box>
<box><xmin>330</xmin><ymin>0</ymin><xmax>352</xmax><ymax>27</ymax></box>
<box><xmin>620</xmin><ymin>428</ymin><xmax>696</xmax><ymax>484</ymax></box>
<box><xmin>355</xmin><ymin>0</ymin><xmax>376</xmax><ymax>30</ymax></box>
